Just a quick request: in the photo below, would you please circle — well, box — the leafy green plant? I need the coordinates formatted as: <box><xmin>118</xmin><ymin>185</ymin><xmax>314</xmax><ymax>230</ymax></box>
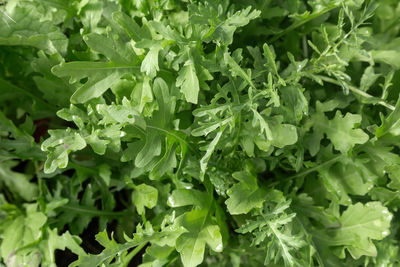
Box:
<box><xmin>1</xmin><ymin>0</ymin><xmax>400</xmax><ymax>266</ymax></box>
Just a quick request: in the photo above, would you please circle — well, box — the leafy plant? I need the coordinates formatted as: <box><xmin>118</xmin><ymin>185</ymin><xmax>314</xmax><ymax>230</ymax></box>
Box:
<box><xmin>1</xmin><ymin>0</ymin><xmax>400</xmax><ymax>266</ymax></box>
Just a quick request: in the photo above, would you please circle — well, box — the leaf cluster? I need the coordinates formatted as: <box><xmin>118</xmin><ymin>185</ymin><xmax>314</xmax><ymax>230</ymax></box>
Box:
<box><xmin>1</xmin><ymin>0</ymin><xmax>400</xmax><ymax>266</ymax></box>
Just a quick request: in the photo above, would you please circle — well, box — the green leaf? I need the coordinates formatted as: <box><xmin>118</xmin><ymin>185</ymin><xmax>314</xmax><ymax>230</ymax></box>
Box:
<box><xmin>0</xmin><ymin>206</ymin><xmax>46</xmax><ymax>260</ymax></box>
<box><xmin>168</xmin><ymin>189</ymin><xmax>210</xmax><ymax>209</ymax></box>
<box><xmin>71</xmin><ymin>226</ymin><xmax>184</xmax><ymax>267</ymax></box>
<box><xmin>0</xmin><ymin>4</ymin><xmax>68</xmax><ymax>54</ymax></box>
<box><xmin>0</xmin><ymin>110</ymin><xmax>44</xmax><ymax>160</ymax></box>
<box><xmin>0</xmin><ymin>161</ymin><xmax>38</xmax><ymax>201</ymax></box>
<box><xmin>279</xmin><ymin>85</ymin><xmax>308</xmax><ymax>123</ymax></box>
<box><xmin>376</xmin><ymin>97</ymin><xmax>400</xmax><ymax>137</ymax></box>
<box><xmin>135</xmin><ymin>134</ymin><xmax>162</xmax><ymax>168</ymax></box>
<box><xmin>199</xmin><ymin>127</ymin><xmax>225</xmax><ymax>180</ymax></box>
<box><xmin>386</xmin><ymin>165</ymin><xmax>400</xmax><ymax>190</ymax></box>
<box><xmin>325</xmin><ymin>111</ymin><xmax>369</xmax><ymax>153</ymax></box>
<box><xmin>237</xmin><ymin>197</ymin><xmax>307</xmax><ymax>267</ymax></box>
<box><xmin>318</xmin><ymin>156</ymin><xmax>373</xmax><ymax>205</ymax></box>
<box><xmin>53</xmin><ymin>62</ymin><xmax>138</xmax><ymax>104</ymax></box>
<box><xmin>176</xmin><ymin>223</ymin><xmax>223</xmax><ymax>267</ymax></box>
<box><xmin>360</xmin><ymin>66</ymin><xmax>380</xmax><ymax>91</ymax></box>
<box><xmin>309</xmin><ymin>105</ymin><xmax>369</xmax><ymax>154</ymax></box>
<box><xmin>83</xmin><ymin>33</ymin><xmax>130</xmax><ymax>64</ymax></box>
<box><xmin>132</xmin><ymin>184</ymin><xmax>158</xmax><ymax>215</ymax></box>
<box><xmin>176</xmin><ymin>59</ymin><xmax>200</xmax><ymax>104</ymax></box>
<box><xmin>41</xmin><ymin>129</ymin><xmax>86</xmax><ymax>173</ymax></box>
<box><xmin>263</xmin><ymin>43</ymin><xmax>285</xmax><ymax>84</ymax></box>
<box><xmin>112</xmin><ymin>11</ymin><xmax>152</xmax><ymax>42</ymax></box>
<box><xmin>141</xmin><ymin>45</ymin><xmax>161</xmax><ymax>78</ymax></box>
<box><xmin>226</xmin><ymin>171</ymin><xmax>267</xmax><ymax>214</ymax></box>
<box><xmin>38</xmin><ymin>228</ymin><xmax>86</xmax><ymax>264</ymax></box>
<box><xmin>0</xmin><ymin>204</ymin><xmax>84</xmax><ymax>266</ymax></box>
<box><xmin>201</xmin><ymin>6</ymin><xmax>261</xmax><ymax>45</ymax></box>
<box><xmin>268</xmin><ymin>116</ymin><xmax>298</xmax><ymax>148</ymax></box>
<box><xmin>252</xmin><ymin>109</ymin><xmax>273</xmax><ymax>140</ymax></box>
<box><xmin>3</xmin><ymin>1</ymin><xmax>400</xmax><ymax>266</ymax></box>
<box><xmin>326</xmin><ymin>202</ymin><xmax>392</xmax><ymax>259</ymax></box>
<box><xmin>175</xmin><ymin>210</ymin><xmax>223</xmax><ymax>267</ymax></box>
<box><xmin>371</xmin><ymin>50</ymin><xmax>400</xmax><ymax>69</ymax></box>
<box><xmin>224</xmin><ymin>52</ymin><xmax>256</xmax><ymax>89</ymax></box>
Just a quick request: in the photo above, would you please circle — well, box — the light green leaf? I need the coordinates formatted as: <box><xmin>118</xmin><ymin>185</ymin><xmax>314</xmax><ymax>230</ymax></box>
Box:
<box><xmin>168</xmin><ymin>189</ymin><xmax>210</xmax><ymax>209</ymax></box>
<box><xmin>269</xmin><ymin>117</ymin><xmax>298</xmax><ymax>148</ymax></box>
<box><xmin>176</xmin><ymin>59</ymin><xmax>200</xmax><ymax>104</ymax></box>
<box><xmin>252</xmin><ymin>109</ymin><xmax>273</xmax><ymax>140</ymax></box>
<box><xmin>325</xmin><ymin>111</ymin><xmax>369</xmax><ymax>153</ymax></box>
<box><xmin>0</xmin><ymin>161</ymin><xmax>38</xmax><ymax>201</ymax></box>
<box><xmin>200</xmin><ymin>127</ymin><xmax>225</xmax><ymax>181</ymax></box>
<box><xmin>41</xmin><ymin>129</ymin><xmax>86</xmax><ymax>173</ymax></box>
<box><xmin>372</xmin><ymin>50</ymin><xmax>400</xmax><ymax>69</ymax></box>
<box><xmin>135</xmin><ymin>134</ymin><xmax>161</xmax><ymax>168</ymax></box>
<box><xmin>0</xmin><ymin>205</ymin><xmax>46</xmax><ymax>262</ymax></box>
<box><xmin>202</xmin><ymin>6</ymin><xmax>260</xmax><ymax>45</ymax></box>
<box><xmin>226</xmin><ymin>171</ymin><xmax>267</xmax><ymax>214</ymax></box>
<box><xmin>80</xmin><ymin>1</ymin><xmax>103</xmax><ymax>31</ymax></box>
<box><xmin>132</xmin><ymin>184</ymin><xmax>158</xmax><ymax>215</ymax></box>
<box><xmin>39</xmin><ymin>228</ymin><xmax>86</xmax><ymax>264</ymax></box>
<box><xmin>318</xmin><ymin>157</ymin><xmax>373</xmax><ymax>205</ymax></box>
<box><xmin>141</xmin><ymin>46</ymin><xmax>161</xmax><ymax>78</ymax></box>
<box><xmin>360</xmin><ymin>66</ymin><xmax>380</xmax><ymax>91</ymax></box>
<box><xmin>376</xmin><ymin>97</ymin><xmax>400</xmax><ymax>137</ymax></box>
<box><xmin>175</xmin><ymin>210</ymin><xmax>223</xmax><ymax>267</ymax></box>
<box><xmin>311</xmin><ymin>109</ymin><xmax>369</xmax><ymax>154</ymax></box>
<box><xmin>53</xmin><ymin>62</ymin><xmax>138</xmax><ymax>103</ymax></box>
<box><xmin>0</xmin><ymin>4</ymin><xmax>67</xmax><ymax>54</ymax></box>
<box><xmin>328</xmin><ymin>202</ymin><xmax>392</xmax><ymax>259</ymax></box>
<box><xmin>112</xmin><ymin>11</ymin><xmax>152</xmax><ymax>41</ymax></box>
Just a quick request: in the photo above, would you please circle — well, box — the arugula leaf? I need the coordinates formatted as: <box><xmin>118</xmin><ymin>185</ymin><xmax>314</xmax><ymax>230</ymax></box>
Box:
<box><xmin>0</xmin><ymin>204</ymin><xmax>85</xmax><ymax>266</ymax></box>
<box><xmin>325</xmin><ymin>202</ymin><xmax>392</xmax><ymax>259</ymax></box>
<box><xmin>0</xmin><ymin>160</ymin><xmax>38</xmax><ymax>201</ymax></box>
<box><xmin>41</xmin><ymin>129</ymin><xmax>86</xmax><ymax>173</ymax></box>
<box><xmin>0</xmin><ymin>3</ymin><xmax>67</xmax><ymax>54</ymax></box>
<box><xmin>225</xmin><ymin>171</ymin><xmax>267</xmax><ymax>215</ymax></box>
<box><xmin>176</xmin><ymin>58</ymin><xmax>200</xmax><ymax>104</ymax></box>
<box><xmin>237</xmin><ymin>196</ymin><xmax>308</xmax><ymax>267</ymax></box>
<box><xmin>307</xmin><ymin>102</ymin><xmax>369</xmax><ymax>154</ymax></box>
<box><xmin>132</xmin><ymin>183</ymin><xmax>158</xmax><ymax>215</ymax></box>
<box><xmin>2</xmin><ymin>0</ymin><xmax>400</xmax><ymax>266</ymax></box>
<box><xmin>175</xmin><ymin>210</ymin><xmax>223</xmax><ymax>267</ymax></box>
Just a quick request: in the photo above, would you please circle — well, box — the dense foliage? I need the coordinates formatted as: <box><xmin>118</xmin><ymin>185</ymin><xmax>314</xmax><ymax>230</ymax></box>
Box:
<box><xmin>1</xmin><ymin>0</ymin><xmax>400</xmax><ymax>266</ymax></box>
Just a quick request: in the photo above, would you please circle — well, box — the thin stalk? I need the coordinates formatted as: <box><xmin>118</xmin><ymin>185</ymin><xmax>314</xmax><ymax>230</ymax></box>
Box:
<box><xmin>147</xmin><ymin>125</ymin><xmax>197</xmax><ymax>154</ymax></box>
<box><xmin>268</xmin><ymin>155</ymin><xmax>343</xmax><ymax>187</ymax></box>
<box><xmin>317</xmin><ymin>75</ymin><xmax>395</xmax><ymax>111</ymax></box>
<box><xmin>121</xmin><ymin>242</ymin><xmax>148</xmax><ymax>267</ymax></box>
<box><xmin>270</xmin><ymin>5</ymin><xmax>339</xmax><ymax>43</ymax></box>
<box><xmin>60</xmin><ymin>204</ymin><xmax>128</xmax><ymax>217</ymax></box>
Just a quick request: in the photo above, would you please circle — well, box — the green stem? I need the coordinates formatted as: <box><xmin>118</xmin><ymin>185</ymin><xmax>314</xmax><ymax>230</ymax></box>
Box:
<box><xmin>268</xmin><ymin>155</ymin><xmax>342</xmax><ymax>187</ymax></box>
<box><xmin>60</xmin><ymin>204</ymin><xmax>128</xmax><ymax>217</ymax></box>
<box><xmin>317</xmin><ymin>75</ymin><xmax>395</xmax><ymax>110</ymax></box>
<box><xmin>121</xmin><ymin>242</ymin><xmax>148</xmax><ymax>267</ymax></box>
<box><xmin>147</xmin><ymin>125</ymin><xmax>197</xmax><ymax>154</ymax></box>
<box><xmin>166</xmin><ymin>255</ymin><xmax>179</xmax><ymax>267</ymax></box>
<box><xmin>270</xmin><ymin>5</ymin><xmax>339</xmax><ymax>43</ymax></box>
